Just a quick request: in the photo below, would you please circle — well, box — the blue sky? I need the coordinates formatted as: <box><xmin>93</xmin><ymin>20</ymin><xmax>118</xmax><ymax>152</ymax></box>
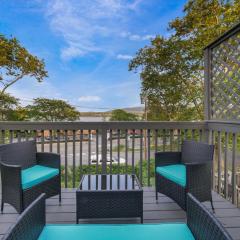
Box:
<box><xmin>0</xmin><ymin>0</ymin><xmax>186</xmax><ymax>112</ymax></box>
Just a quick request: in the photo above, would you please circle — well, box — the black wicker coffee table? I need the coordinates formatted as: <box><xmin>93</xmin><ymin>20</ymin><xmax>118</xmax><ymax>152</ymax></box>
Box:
<box><xmin>76</xmin><ymin>174</ymin><xmax>143</xmax><ymax>223</ymax></box>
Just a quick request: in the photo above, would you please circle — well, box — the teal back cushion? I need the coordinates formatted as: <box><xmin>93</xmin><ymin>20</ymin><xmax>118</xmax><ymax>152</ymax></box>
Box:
<box><xmin>38</xmin><ymin>224</ymin><xmax>195</xmax><ymax>240</ymax></box>
<box><xmin>21</xmin><ymin>165</ymin><xmax>59</xmax><ymax>190</ymax></box>
<box><xmin>156</xmin><ymin>164</ymin><xmax>186</xmax><ymax>187</ymax></box>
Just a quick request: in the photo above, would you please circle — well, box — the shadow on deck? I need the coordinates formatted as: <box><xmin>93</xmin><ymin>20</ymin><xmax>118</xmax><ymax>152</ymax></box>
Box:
<box><xmin>0</xmin><ymin>187</ymin><xmax>240</xmax><ymax>240</ymax></box>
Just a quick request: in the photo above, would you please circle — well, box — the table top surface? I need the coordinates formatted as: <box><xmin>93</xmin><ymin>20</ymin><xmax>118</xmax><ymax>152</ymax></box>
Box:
<box><xmin>78</xmin><ymin>174</ymin><xmax>142</xmax><ymax>191</ymax></box>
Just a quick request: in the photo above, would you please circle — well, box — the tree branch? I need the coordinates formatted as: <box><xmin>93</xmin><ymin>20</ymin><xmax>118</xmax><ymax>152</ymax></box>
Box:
<box><xmin>0</xmin><ymin>74</ymin><xmax>24</xmax><ymax>95</ymax></box>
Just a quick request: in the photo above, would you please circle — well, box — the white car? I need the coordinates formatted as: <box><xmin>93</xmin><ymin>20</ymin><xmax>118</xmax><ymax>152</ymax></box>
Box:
<box><xmin>90</xmin><ymin>154</ymin><xmax>126</xmax><ymax>164</ymax></box>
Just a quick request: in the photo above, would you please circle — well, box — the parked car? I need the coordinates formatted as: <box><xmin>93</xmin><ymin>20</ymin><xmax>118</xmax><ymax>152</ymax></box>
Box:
<box><xmin>90</xmin><ymin>154</ymin><xmax>125</xmax><ymax>164</ymax></box>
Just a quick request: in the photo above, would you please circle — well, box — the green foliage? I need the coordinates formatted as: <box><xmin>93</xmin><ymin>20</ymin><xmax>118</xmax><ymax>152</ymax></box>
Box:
<box><xmin>0</xmin><ymin>34</ymin><xmax>48</xmax><ymax>95</ymax></box>
<box><xmin>129</xmin><ymin>0</ymin><xmax>240</xmax><ymax>121</ymax></box>
<box><xmin>61</xmin><ymin>160</ymin><xmax>155</xmax><ymax>188</ymax></box>
<box><xmin>7</xmin><ymin>107</ymin><xmax>29</xmax><ymax>121</ymax></box>
<box><xmin>0</xmin><ymin>92</ymin><xmax>19</xmax><ymax>120</ymax></box>
<box><xmin>110</xmin><ymin>109</ymin><xmax>138</xmax><ymax>121</ymax></box>
<box><xmin>26</xmin><ymin>98</ymin><xmax>80</xmax><ymax>121</ymax></box>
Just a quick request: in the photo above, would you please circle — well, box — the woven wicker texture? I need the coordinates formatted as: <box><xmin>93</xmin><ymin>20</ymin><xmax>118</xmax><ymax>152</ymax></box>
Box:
<box><xmin>76</xmin><ymin>174</ymin><xmax>143</xmax><ymax>223</ymax></box>
<box><xmin>3</xmin><ymin>194</ymin><xmax>46</xmax><ymax>240</ymax></box>
<box><xmin>187</xmin><ymin>193</ymin><xmax>233</xmax><ymax>240</ymax></box>
<box><xmin>0</xmin><ymin>141</ymin><xmax>61</xmax><ymax>213</ymax></box>
<box><xmin>155</xmin><ymin>141</ymin><xmax>214</xmax><ymax>211</ymax></box>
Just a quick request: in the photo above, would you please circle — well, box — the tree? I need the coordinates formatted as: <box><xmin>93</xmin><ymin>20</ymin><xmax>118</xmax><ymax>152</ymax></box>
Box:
<box><xmin>0</xmin><ymin>92</ymin><xmax>19</xmax><ymax>120</ymax></box>
<box><xmin>129</xmin><ymin>0</ymin><xmax>240</xmax><ymax>121</ymax></box>
<box><xmin>0</xmin><ymin>34</ymin><xmax>48</xmax><ymax>95</ymax></box>
<box><xmin>110</xmin><ymin>109</ymin><xmax>138</xmax><ymax>121</ymax></box>
<box><xmin>8</xmin><ymin>107</ymin><xmax>29</xmax><ymax>121</ymax></box>
<box><xmin>26</xmin><ymin>98</ymin><xmax>80</xmax><ymax>121</ymax></box>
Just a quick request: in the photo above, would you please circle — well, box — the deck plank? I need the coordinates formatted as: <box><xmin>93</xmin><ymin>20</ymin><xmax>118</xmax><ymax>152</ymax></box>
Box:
<box><xmin>0</xmin><ymin>188</ymin><xmax>239</xmax><ymax>240</ymax></box>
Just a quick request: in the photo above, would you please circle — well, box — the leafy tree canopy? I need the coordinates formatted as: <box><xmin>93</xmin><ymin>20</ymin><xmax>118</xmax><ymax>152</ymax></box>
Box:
<box><xmin>0</xmin><ymin>92</ymin><xmax>19</xmax><ymax>120</ymax></box>
<box><xmin>0</xmin><ymin>34</ymin><xmax>48</xmax><ymax>95</ymax></box>
<box><xmin>110</xmin><ymin>109</ymin><xmax>138</xmax><ymax>121</ymax></box>
<box><xmin>129</xmin><ymin>0</ymin><xmax>240</xmax><ymax>121</ymax></box>
<box><xmin>26</xmin><ymin>98</ymin><xmax>80</xmax><ymax>122</ymax></box>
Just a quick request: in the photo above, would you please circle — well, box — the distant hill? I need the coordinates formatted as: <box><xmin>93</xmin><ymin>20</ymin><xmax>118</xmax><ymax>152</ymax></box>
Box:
<box><xmin>121</xmin><ymin>107</ymin><xmax>144</xmax><ymax>115</ymax></box>
<box><xmin>80</xmin><ymin>106</ymin><xmax>144</xmax><ymax>117</ymax></box>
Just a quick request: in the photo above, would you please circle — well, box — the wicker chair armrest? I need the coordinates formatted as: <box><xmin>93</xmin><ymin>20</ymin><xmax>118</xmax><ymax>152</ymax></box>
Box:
<box><xmin>36</xmin><ymin>152</ymin><xmax>60</xmax><ymax>169</ymax></box>
<box><xmin>155</xmin><ymin>152</ymin><xmax>181</xmax><ymax>168</ymax></box>
<box><xmin>186</xmin><ymin>161</ymin><xmax>212</xmax><ymax>193</ymax></box>
<box><xmin>187</xmin><ymin>193</ymin><xmax>233</xmax><ymax>240</ymax></box>
<box><xmin>184</xmin><ymin>162</ymin><xmax>207</xmax><ymax>166</ymax></box>
<box><xmin>0</xmin><ymin>161</ymin><xmax>22</xmax><ymax>189</ymax></box>
<box><xmin>3</xmin><ymin>194</ymin><xmax>46</xmax><ymax>240</ymax></box>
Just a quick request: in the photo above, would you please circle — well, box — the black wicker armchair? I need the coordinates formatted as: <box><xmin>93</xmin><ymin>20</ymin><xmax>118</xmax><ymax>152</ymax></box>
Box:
<box><xmin>155</xmin><ymin>140</ymin><xmax>214</xmax><ymax>211</ymax></box>
<box><xmin>3</xmin><ymin>193</ymin><xmax>232</xmax><ymax>240</ymax></box>
<box><xmin>0</xmin><ymin>140</ymin><xmax>61</xmax><ymax>214</ymax></box>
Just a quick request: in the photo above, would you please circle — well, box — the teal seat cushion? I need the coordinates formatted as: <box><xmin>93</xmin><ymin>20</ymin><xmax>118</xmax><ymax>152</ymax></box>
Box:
<box><xmin>38</xmin><ymin>223</ymin><xmax>195</xmax><ymax>240</ymax></box>
<box><xmin>156</xmin><ymin>164</ymin><xmax>186</xmax><ymax>187</ymax></box>
<box><xmin>21</xmin><ymin>165</ymin><xmax>59</xmax><ymax>190</ymax></box>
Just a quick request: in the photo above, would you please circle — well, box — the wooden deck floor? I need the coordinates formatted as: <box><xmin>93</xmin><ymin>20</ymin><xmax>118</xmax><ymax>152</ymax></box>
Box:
<box><xmin>0</xmin><ymin>188</ymin><xmax>240</xmax><ymax>240</ymax></box>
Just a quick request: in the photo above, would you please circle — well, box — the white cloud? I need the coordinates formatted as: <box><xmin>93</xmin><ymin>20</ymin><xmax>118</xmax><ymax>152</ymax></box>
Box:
<box><xmin>116</xmin><ymin>54</ymin><xmax>133</xmax><ymax>60</ymax></box>
<box><xmin>121</xmin><ymin>32</ymin><xmax>155</xmax><ymax>41</ymax></box>
<box><xmin>78</xmin><ymin>96</ymin><xmax>101</xmax><ymax>102</ymax></box>
<box><xmin>44</xmin><ymin>0</ymin><xmax>144</xmax><ymax>60</ymax></box>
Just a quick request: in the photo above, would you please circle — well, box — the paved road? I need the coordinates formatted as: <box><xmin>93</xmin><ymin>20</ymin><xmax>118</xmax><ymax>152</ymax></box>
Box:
<box><xmin>36</xmin><ymin>138</ymin><xmax>155</xmax><ymax>166</ymax></box>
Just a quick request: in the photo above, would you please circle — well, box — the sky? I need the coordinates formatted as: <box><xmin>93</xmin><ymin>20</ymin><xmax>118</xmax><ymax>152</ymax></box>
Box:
<box><xmin>0</xmin><ymin>0</ymin><xmax>186</xmax><ymax>112</ymax></box>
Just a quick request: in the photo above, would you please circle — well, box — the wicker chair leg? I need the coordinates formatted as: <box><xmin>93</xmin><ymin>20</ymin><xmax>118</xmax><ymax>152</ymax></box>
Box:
<box><xmin>155</xmin><ymin>190</ymin><xmax>158</xmax><ymax>201</ymax></box>
<box><xmin>59</xmin><ymin>193</ymin><xmax>61</xmax><ymax>205</ymax></box>
<box><xmin>210</xmin><ymin>198</ymin><xmax>215</xmax><ymax>213</ymax></box>
<box><xmin>1</xmin><ymin>201</ymin><xmax>4</xmax><ymax>213</ymax></box>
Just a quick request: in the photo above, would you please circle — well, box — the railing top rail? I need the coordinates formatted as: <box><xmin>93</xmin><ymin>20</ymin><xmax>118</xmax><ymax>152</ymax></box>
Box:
<box><xmin>207</xmin><ymin>120</ymin><xmax>240</xmax><ymax>133</ymax></box>
<box><xmin>0</xmin><ymin>121</ymin><xmax>206</xmax><ymax>130</ymax></box>
<box><xmin>204</xmin><ymin>21</ymin><xmax>240</xmax><ymax>50</ymax></box>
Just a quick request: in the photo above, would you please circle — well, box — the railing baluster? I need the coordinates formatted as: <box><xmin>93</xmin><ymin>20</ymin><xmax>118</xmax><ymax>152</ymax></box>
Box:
<box><xmin>96</xmin><ymin>129</ymin><xmax>99</xmax><ymax>174</ymax></box>
<box><xmin>147</xmin><ymin>129</ymin><xmax>151</xmax><ymax>186</ymax></box>
<box><xmin>88</xmin><ymin>130</ymin><xmax>91</xmax><ymax>167</ymax></box>
<box><xmin>211</xmin><ymin>130</ymin><xmax>216</xmax><ymax>190</ymax></box>
<box><xmin>25</xmin><ymin>130</ymin><xmax>29</xmax><ymax>141</ymax></box>
<box><xmin>57</xmin><ymin>130</ymin><xmax>60</xmax><ymax>154</ymax></box>
<box><xmin>33</xmin><ymin>130</ymin><xmax>37</xmax><ymax>142</ymax></box>
<box><xmin>64</xmin><ymin>130</ymin><xmax>68</xmax><ymax>188</ymax></box>
<box><xmin>80</xmin><ymin>130</ymin><xmax>83</xmax><ymax>178</ymax></box>
<box><xmin>177</xmin><ymin>129</ymin><xmax>181</xmax><ymax>151</ymax></box>
<box><xmin>191</xmin><ymin>129</ymin><xmax>195</xmax><ymax>140</ymax></box>
<box><xmin>170</xmin><ymin>129</ymin><xmax>173</xmax><ymax>151</ymax></box>
<box><xmin>101</xmin><ymin>127</ymin><xmax>107</xmax><ymax>174</ymax></box>
<box><xmin>17</xmin><ymin>130</ymin><xmax>21</xmax><ymax>142</ymax></box>
<box><xmin>140</xmin><ymin>129</ymin><xmax>143</xmax><ymax>185</ymax></box>
<box><xmin>224</xmin><ymin>132</ymin><xmax>229</xmax><ymax>199</ymax></box>
<box><xmin>9</xmin><ymin>130</ymin><xmax>13</xmax><ymax>143</ymax></box>
<box><xmin>1</xmin><ymin>130</ymin><xmax>5</xmax><ymax>144</ymax></box>
<box><xmin>217</xmin><ymin>131</ymin><xmax>221</xmax><ymax>194</ymax></box>
<box><xmin>132</xmin><ymin>129</ymin><xmax>135</xmax><ymax>174</ymax></box>
<box><xmin>118</xmin><ymin>129</ymin><xmax>120</xmax><ymax>172</ymax></box>
<box><xmin>41</xmin><ymin>130</ymin><xmax>44</xmax><ymax>152</ymax></box>
<box><xmin>232</xmin><ymin>133</ymin><xmax>237</xmax><ymax>204</ymax></box>
<box><xmin>199</xmin><ymin>129</ymin><xmax>203</xmax><ymax>142</ymax></box>
<box><xmin>125</xmin><ymin>129</ymin><xmax>128</xmax><ymax>173</ymax></box>
<box><xmin>49</xmin><ymin>130</ymin><xmax>53</xmax><ymax>152</ymax></box>
<box><xmin>163</xmin><ymin>129</ymin><xmax>166</xmax><ymax>152</ymax></box>
<box><xmin>72</xmin><ymin>130</ymin><xmax>76</xmax><ymax>188</ymax></box>
<box><xmin>109</xmin><ymin>129</ymin><xmax>112</xmax><ymax>174</ymax></box>
<box><xmin>155</xmin><ymin>129</ymin><xmax>158</xmax><ymax>153</ymax></box>
<box><xmin>184</xmin><ymin>129</ymin><xmax>188</xmax><ymax>140</ymax></box>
